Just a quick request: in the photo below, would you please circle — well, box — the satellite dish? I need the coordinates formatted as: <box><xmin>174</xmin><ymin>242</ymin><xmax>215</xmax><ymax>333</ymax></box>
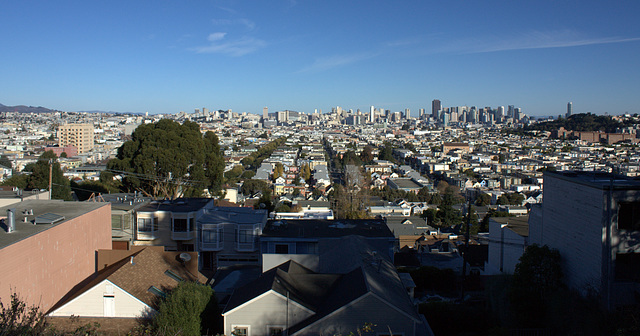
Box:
<box><xmin>179</xmin><ymin>253</ymin><xmax>192</xmax><ymax>263</ymax></box>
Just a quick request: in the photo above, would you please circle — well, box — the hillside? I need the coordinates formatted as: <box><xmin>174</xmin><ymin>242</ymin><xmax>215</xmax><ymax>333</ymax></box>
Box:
<box><xmin>0</xmin><ymin>103</ymin><xmax>58</xmax><ymax>113</ymax></box>
<box><xmin>524</xmin><ymin>113</ymin><xmax>638</xmax><ymax>133</ymax></box>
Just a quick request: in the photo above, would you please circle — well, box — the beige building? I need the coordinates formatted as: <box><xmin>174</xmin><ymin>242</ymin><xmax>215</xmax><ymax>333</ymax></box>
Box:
<box><xmin>58</xmin><ymin>123</ymin><xmax>94</xmax><ymax>154</ymax></box>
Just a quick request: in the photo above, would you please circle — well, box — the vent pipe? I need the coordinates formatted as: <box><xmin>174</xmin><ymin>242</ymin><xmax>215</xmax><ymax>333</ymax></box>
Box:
<box><xmin>7</xmin><ymin>209</ymin><xmax>15</xmax><ymax>233</ymax></box>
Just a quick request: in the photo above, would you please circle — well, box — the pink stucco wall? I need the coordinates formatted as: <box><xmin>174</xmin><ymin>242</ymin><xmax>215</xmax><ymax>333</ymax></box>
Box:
<box><xmin>0</xmin><ymin>204</ymin><xmax>111</xmax><ymax>312</ymax></box>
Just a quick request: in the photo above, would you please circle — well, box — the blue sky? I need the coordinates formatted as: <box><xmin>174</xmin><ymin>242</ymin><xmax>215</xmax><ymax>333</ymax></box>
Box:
<box><xmin>1</xmin><ymin>0</ymin><xmax>639</xmax><ymax>116</ymax></box>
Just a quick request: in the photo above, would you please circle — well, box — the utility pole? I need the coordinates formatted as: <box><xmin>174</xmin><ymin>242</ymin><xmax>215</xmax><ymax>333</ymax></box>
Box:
<box><xmin>461</xmin><ymin>197</ymin><xmax>471</xmax><ymax>301</ymax></box>
<box><xmin>48</xmin><ymin>159</ymin><xmax>53</xmax><ymax>200</ymax></box>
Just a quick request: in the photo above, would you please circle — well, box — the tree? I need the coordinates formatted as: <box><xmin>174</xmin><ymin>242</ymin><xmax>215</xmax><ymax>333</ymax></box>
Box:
<box><xmin>71</xmin><ymin>180</ymin><xmax>112</xmax><ymax>201</ymax></box>
<box><xmin>0</xmin><ymin>292</ymin><xmax>100</xmax><ymax>335</ymax></box>
<box><xmin>360</xmin><ymin>145</ymin><xmax>375</xmax><ymax>164</ymax></box>
<box><xmin>475</xmin><ymin>193</ymin><xmax>491</xmax><ymax>206</ymax></box>
<box><xmin>107</xmin><ymin>120</ymin><xmax>224</xmax><ymax>198</ymax></box>
<box><xmin>153</xmin><ymin>282</ymin><xmax>216</xmax><ymax>336</ymax></box>
<box><xmin>509</xmin><ymin>244</ymin><xmax>562</xmax><ymax>328</ymax></box>
<box><xmin>379</xmin><ymin>141</ymin><xmax>394</xmax><ymax>161</ymax></box>
<box><xmin>0</xmin><ymin>292</ymin><xmax>47</xmax><ymax>335</ymax></box>
<box><xmin>59</xmin><ymin>152</ymin><xmax>67</xmax><ymax>158</ymax></box>
<box><xmin>11</xmin><ymin>150</ymin><xmax>72</xmax><ymax>200</ymax></box>
<box><xmin>300</xmin><ymin>164</ymin><xmax>312</xmax><ymax>182</ymax></box>
<box><xmin>272</xmin><ymin>162</ymin><xmax>284</xmax><ymax>180</ymax></box>
<box><xmin>0</xmin><ymin>155</ymin><xmax>12</xmax><ymax>169</ymax></box>
<box><xmin>240</xmin><ymin>179</ymin><xmax>269</xmax><ymax>196</ymax></box>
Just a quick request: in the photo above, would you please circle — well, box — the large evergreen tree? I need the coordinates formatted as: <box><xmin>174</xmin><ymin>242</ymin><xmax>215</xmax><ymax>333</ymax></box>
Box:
<box><xmin>3</xmin><ymin>150</ymin><xmax>71</xmax><ymax>200</ymax></box>
<box><xmin>107</xmin><ymin>120</ymin><xmax>224</xmax><ymax>198</ymax></box>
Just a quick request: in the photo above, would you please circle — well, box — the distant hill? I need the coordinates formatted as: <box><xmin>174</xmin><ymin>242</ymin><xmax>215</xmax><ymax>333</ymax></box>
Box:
<box><xmin>0</xmin><ymin>103</ymin><xmax>58</xmax><ymax>113</ymax></box>
<box><xmin>524</xmin><ymin>113</ymin><xmax>637</xmax><ymax>133</ymax></box>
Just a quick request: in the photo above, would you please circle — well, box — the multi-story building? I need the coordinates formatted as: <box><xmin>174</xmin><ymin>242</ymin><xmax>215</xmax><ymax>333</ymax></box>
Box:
<box><xmin>529</xmin><ymin>171</ymin><xmax>640</xmax><ymax>309</ymax></box>
<box><xmin>0</xmin><ymin>200</ymin><xmax>111</xmax><ymax>312</ymax></box>
<box><xmin>432</xmin><ymin>99</ymin><xmax>441</xmax><ymax>119</ymax></box>
<box><xmin>133</xmin><ymin>199</ymin><xmax>268</xmax><ymax>271</ymax></box>
<box><xmin>58</xmin><ymin>123</ymin><xmax>94</xmax><ymax>154</ymax></box>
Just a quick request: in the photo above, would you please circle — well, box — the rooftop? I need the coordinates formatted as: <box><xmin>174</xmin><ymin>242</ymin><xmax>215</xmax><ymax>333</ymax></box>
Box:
<box><xmin>136</xmin><ymin>197</ymin><xmax>214</xmax><ymax>213</ymax></box>
<box><xmin>0</xmin><ymin>200</ymin><xmax>109</xmax><ymax>249</ymax></box>
<box><xmin>546</xmin><ymin>170</ymin><xmax>640</xmax><ymax>190</ymax></box>
<box><xmin>491</xmin><ymin>215</ymin><xmax>530</xmax><ymax>237</ymax></box>
<box><xmin>262</xmin><ymin>219</ymin><xmax>394</xmax><ymax>239</ymax></box>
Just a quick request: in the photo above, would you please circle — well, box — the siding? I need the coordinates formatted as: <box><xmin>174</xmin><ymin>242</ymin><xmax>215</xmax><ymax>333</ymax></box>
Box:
<box><xmin>48</xmin><ymin>280</ymin><xmax>152</xmax><ymax>318</ymax></box>
<box><xmin>224</xmin><ymin>291</ymin><xmax>314</xmax><ymax>336</ymax></box>
<box><xmin>542</xmin><ymin>175</ymin><xmax>604</xmax><ymax>294</ymax></box>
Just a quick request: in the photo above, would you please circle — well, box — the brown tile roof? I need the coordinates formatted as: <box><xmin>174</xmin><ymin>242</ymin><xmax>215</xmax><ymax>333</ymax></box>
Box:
<box><xmin>48</xmin><ymin>248</ymin><xmax>203</xmax><ymax>314</ymax></box>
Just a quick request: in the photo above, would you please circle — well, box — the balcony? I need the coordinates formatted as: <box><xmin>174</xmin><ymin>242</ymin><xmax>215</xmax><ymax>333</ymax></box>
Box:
<box><xmin>137</xmin><ymin>231</ymin><xmax>157</xmax><ymax>240</ymax></box>
<box><xmin>172</xmin><ymin>230</ymin><xmax>194</xmax><ymax>241</ymax></box>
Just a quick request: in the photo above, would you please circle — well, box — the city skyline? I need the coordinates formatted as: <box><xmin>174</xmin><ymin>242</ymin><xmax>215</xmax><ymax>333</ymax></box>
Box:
<box><xmin>1</xmin><ymin>1</ymin><xmax>639</xmax><ymax>116</ymax></box>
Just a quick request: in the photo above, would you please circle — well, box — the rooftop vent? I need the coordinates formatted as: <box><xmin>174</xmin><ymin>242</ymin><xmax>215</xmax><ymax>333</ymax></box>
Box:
<box><xmin>34</xmin><ymin>213</ymin><xmax>65</xmax><ymax>225</ymax></box>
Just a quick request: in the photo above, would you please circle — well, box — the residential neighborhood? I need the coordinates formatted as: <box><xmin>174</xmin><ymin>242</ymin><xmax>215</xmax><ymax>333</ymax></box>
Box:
<box><xmin>1</xmin><ymin>106</ymin><xmax>640</xmax><ymax>335</ymax></box>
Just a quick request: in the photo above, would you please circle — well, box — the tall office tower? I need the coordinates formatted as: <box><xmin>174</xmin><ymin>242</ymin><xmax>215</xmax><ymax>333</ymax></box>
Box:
<box><xmin>507</xmin><ymin>105</ymin><xmax>515</xmax><ymax>118</ymax></box>
<box><xmin>497</xmin><ymin>106</ymin><xmax>505</xmax><ymax>118</ymax></box>
<box><xmin>202</xmin><ymin>108</ymin><xmax>208</xmax><ymax>115</ymax></box>
<box><xmin>263</xmin><ymin>107</ymin><xmax>268</xmax><ymax>120</ymax></box>
<box><xmin>567</xmin><ymin>102</ymin><xmax>573</xmax><ymax>118</ymax></box>
<box><xmin>515</xmin><ymin>108</ymin><xmax>523</xmax><ymax>121</ymax></box>
<box><xmin>194</xmin><ymin>108</ymin><xmax>200</xmax><ymax>114</ymax></box>
<box><xmin>370</xmin><ymin>106</ymin><xmax>375</xmax><ymax>123</ymax></box>
<box><xmin>419</xmin><ymin>108</ymin><xmax>425</xmax><ymax>119</ymax></box>
<box><xmin>404</xmin><ymin>108</ymin><xmax>410</xmax><ymax>120</ymax></box>
<box><xmin>277</xmin><ymin>110</ymin><xmax>288</xmax><ymax>123</ymax></box>
<box><xmin>432</xmin><ymin>99</ymin><xmax>441</xmax><ymax>119</ymax></box>
<box><xmin>58</xmin><ymin>123</ymin><xmax>94</xmax><ymax>154</ymax></box>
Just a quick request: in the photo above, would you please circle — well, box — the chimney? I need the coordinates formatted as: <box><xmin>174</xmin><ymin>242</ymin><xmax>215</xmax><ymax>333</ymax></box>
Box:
<box><xmin>6</xmin><ymin>208</ymin><xmax>15</xmax><ymax>233</ymax></box>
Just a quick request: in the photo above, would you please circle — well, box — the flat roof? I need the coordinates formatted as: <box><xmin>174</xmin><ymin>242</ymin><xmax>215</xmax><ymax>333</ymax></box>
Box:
<box><xmin>389</xmin><ymin>178</ymin><xmax>422</xmax><ymax>189</ymax></box>
<box><xmin>0</xmin><ymin>200</ymin><xmax>109</xmax><ymax>249</ymax></box>
<box><xmin>262</xmin><ymin>219</ymin><xmax>394</xmax><ymax>239</ymax></box>
<box><xmin>491</xmin><ymin>216</ymin><xmax>529</xmax><ymax>237</ymax></box>
<box><xmin>137</xmin><ymin>198</ymin><xmax>214</xmax><ymax>213</ymax></box>
<box><xmin>546</xmin><ymin>170</ymin><xmax>640</xmax><ymax>190</ymax></box>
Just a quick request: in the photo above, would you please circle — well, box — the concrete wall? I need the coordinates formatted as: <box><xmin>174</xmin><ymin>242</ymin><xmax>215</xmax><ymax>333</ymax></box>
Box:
<box><xmin>0</xmin><ymin>204</ymin><xmax>111</xmax><ymax>312</ymax></box>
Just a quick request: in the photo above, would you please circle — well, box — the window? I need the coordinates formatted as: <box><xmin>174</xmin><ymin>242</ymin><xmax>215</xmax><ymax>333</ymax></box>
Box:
<box><xmin>202</xmin><ymin>228</ymin><xmax>222</xmax><ymax>243</ymax></box>
<box><xmin>138</xmin><ymin>217</ymin><xmax>157</xmax><ymax>232</ymax></box>
<box><xmin>232</xmin><ymin>326</ymin><xmax>249</xmax><ymax>336</ymax></box>
<box><xmin>112</xmin><ymin>215</ymin><xmax>122</xmax><ymax>230</ymax></box>
<box><xmin>275</xmin><ymin>244</ymin><xmax>289</xmax><ymax>254</ymax></box>
<box><xmin>268</xmin><ymin>326</ymin><xmax>284</xmax><ymax>336</ymax></box>
<box><xmin>165</xmin><ymin>269</ymin><xmax>183</xmax><ymax>282</ymax></box>
<box><xmin>174</xmin><ymin>218</ymin><xmax>188</xmax><ymax>232</ymax></box>
<box><xmin>148</xmin><ymin>286</ymin><xmax>166</xmax><ymax>298</ymax></box>
<box><xmin>618</xmin><ymin>202</ymin><xmax>640</xmax><ymax>231</ymax></box>
<box><xmin>238</xmin><ymin>228</ymin><xmax>253</xmax><ymax>243</ymax></box>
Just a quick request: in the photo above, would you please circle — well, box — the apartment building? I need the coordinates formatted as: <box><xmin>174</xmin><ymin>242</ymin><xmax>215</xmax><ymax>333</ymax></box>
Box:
<box><xmin>58</xmin><ymin>123</ymin><xmax>94</xmax><ymax>154</ymax></box>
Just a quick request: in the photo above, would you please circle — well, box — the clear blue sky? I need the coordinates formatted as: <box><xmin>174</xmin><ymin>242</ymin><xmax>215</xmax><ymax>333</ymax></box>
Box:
<box><xmin>1</xmin><ymin>0</ymin><xmax>639</xmax><ymax>116</ymax></box>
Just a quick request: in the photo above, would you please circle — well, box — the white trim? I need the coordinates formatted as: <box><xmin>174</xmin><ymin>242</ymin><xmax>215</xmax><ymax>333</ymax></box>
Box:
<box><xmin>231</xmin><ymin>324</ymin><xmax>250</xmax><ymax>336</ymax></box>
<box><xmin>48</xmin><ymin>279</ymin><xmax>154</xmax><ymax>317</ymax></box>
<box><xmin>223</xmin><ymin>289</ymin><xmax>314</xmax><ymax>316</ymax></box>
<box><xmin>266</xmin><ymin>325</ymin><xmax>286</xmax><ymax>336</ymax></box>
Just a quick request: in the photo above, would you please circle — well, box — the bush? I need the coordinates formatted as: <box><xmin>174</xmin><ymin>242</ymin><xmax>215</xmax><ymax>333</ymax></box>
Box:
<box><xmin>153</xmin><ymin>282</ymin><xmax>216</xmax><ymax>336</ymax></box>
